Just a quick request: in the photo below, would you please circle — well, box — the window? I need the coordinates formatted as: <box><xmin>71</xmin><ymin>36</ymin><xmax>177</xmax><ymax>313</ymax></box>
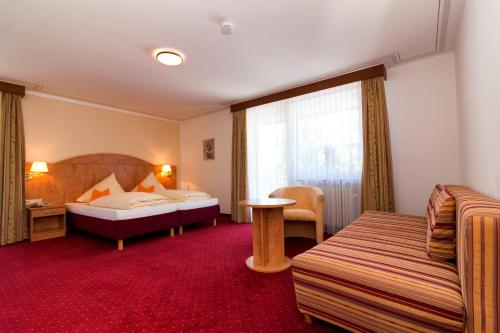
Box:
<box><xmin>247</xmin><ymin>82</ymin><xmax>362</xmax><ymax>233</ymax></box>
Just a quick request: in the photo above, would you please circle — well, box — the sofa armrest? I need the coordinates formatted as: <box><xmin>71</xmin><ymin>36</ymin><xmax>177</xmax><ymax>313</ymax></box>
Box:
<box><xmin>460</xmin><ymin>214</ymin><xmax>500</xmax><ymax>333</ymax></box>
<box><xmin>310</xmin><ymin>187</ymin><xmax>324</xmax><ymax>210</ymax></box>
<box><xmin>311</xmin><ymin>187</ymin><xmax>324</xmax><ymax>242</ymax></box>
<box><xmin>445</xmin><ymin>184</ymin><xmax>500</xmax><ymax>332</ymax></box>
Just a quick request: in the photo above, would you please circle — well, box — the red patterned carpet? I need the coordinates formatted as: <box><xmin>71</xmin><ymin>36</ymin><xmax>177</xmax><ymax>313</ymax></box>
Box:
<box><xmin>0</xmin><ymin>217</ymin><xmax>342</xmax><ymax>332</ymax></box>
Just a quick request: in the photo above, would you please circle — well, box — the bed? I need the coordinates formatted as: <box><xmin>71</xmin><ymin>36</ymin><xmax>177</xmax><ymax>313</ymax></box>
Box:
<box><xmin>66</xmin><ymin>202</ymin><xmax>179</xmax><ymax>250</ymax></box>
<box><xmin>25</xmin><ymin>153</ymin><xmax>221</xmax><ymax>250</ymax></box>
<box><xmin>66</xmin><ymin>197</ymin><xmax>220</xmax><ymax>249</ymax></box>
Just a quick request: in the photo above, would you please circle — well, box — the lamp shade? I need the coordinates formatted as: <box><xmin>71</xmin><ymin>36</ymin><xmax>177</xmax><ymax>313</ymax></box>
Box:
<box><xmin>30</xmin><ymin>161</ymin><xmax>48</xmax><ymax>173</ymax></box>
<box><xmin>161</xmin><ymin>164</ymin><xmax>172</xmax><ymax>173</ymax></box>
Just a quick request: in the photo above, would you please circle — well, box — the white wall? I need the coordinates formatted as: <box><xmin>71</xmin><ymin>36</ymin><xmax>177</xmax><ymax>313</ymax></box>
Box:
<box><xmin>180</xmin><ymin>110</ymin><xmax>232</xmax><ymax>213</ymax></box>
<box><xmin>180</xmin><ymin>53</ymin><xmax>463</xmax><ymax>217</ymax></box>
<box><xmin>454</xmin><ymin>0</ymin><xmax>500</xmax><ymax>199</ymax></box>
<box><xmin>385</xmin><ymin>52</ymin><xmax>462</xmax><ymax>215</ymax></box>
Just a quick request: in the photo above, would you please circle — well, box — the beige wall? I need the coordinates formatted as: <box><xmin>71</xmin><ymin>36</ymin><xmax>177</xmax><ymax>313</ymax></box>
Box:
<box><xmin>455</xmin><ymin>0</ymin><xmax>500</xmax><ymax>199</ymax></box>
<box><xmin>385</xmin><ymin>52</ymin><xmax>462</xmax><ymax>215</ymax></box>
<box><xmin>180</xmin><ymin>110</ymin><xmax>232</xmax><ymax>213</ymax></box>
<box><xmin>23</xmin><ymin>94</ymin><xmax>180</xmax><ymax>167</ymax></box>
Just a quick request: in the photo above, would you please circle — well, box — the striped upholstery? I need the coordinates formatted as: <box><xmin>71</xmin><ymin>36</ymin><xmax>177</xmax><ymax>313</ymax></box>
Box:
<box><xmin>426</xmin><ymin>184</ymin><xmax>457</xmax><ymax>260</ymax></box>
<box><xmin>292</xmin><ymin>211</ymin><xmax>464</xmax><ymax>332</ymax></box>
<box><xmin>445</xmin><ymin>185</ymin><xmax>500</xmax><ymax>333</ymax></box>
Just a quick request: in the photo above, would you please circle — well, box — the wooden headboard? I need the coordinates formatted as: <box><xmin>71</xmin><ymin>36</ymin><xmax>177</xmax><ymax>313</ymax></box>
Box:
<box><xmin>26</xmin><ymin>154</ymin><xmax>177</xmax><ymax>205</ymax></box>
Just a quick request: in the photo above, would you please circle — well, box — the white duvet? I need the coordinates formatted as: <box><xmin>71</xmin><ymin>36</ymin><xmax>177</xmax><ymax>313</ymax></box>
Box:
<box><xmin>89</xmin><ymin>192</ymin><xmax>169</xmax><ymax>210</ymax></box>
<box><xmin>176</xmin><ymin>190</ymin><xmax>211</xmax><ymax>199</ymax></box>
<box><xmin>159</xmin><ymin>189</ymin><xmax>211</xmax><ymax>201</ymax></box>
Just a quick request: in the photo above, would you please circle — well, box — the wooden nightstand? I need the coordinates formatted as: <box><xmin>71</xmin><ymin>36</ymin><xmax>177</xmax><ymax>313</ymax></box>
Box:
<box><xmin>27</xmin><ymin>206</ymin><xmax>66</xmax><ymax>242</ymax></box>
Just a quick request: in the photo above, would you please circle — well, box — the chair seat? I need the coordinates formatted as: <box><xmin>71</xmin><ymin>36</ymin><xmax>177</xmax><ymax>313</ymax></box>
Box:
<box><xmin>284</xmin><ymin>208</ymin><xmax>316</xmax><ymax>221</ymax></box>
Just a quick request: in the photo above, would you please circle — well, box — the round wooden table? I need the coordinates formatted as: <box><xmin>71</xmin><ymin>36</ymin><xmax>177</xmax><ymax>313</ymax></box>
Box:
<box><xmin>240</xmin><ymin>198</ymin><xmax>296</xmax><ymax>273</ymax></box>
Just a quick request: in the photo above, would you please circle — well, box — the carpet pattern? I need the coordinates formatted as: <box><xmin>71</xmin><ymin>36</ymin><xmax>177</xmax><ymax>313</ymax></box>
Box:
<box><xmin>0</xmin><ymin>217</ymin><xmax>341</xmax><ymax>332</ymax></box>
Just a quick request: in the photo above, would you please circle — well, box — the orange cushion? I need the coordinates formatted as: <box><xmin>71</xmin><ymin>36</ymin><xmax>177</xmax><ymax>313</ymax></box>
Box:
<box><xmin>137</xmin><ymin>184</ymin><xmax>154</xmax><ymax>193</ymax></box>
<box><xmin>90</xmin><ymin>188</ymin><xmax>110</xmax><ymax>201</ymax></box>
<box><xmin>284</xmin><ymin>208</ymin><xmax>316</xmax><ymax>221</ymax></box>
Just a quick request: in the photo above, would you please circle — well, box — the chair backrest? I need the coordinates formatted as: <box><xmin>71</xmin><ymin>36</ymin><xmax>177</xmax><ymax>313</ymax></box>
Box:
<box><xmin>445</xmin><ymin>185</ymin><xmax>500</xmax><ymax>333</ymax></box>
<box><xmin>269</xmin><ymin>186</ymin><xmax>322</xmax><ymax>210</ymax></box>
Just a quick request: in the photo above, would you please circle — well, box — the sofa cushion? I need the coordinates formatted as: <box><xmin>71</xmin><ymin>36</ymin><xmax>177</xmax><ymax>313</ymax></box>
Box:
<box><xmin>426</xmin><ymin>184</ymin><xmax>456</xmax><ymax>260</ymax></box>
<box><xmin>284</xmin><ymin>208</ymin><xmax>316</xmax><ymax>221</ymax></box>
<box><xmin>292</xmin><ymin>211</ymin><xmax>464</xmax><ymax>333</ymax></box>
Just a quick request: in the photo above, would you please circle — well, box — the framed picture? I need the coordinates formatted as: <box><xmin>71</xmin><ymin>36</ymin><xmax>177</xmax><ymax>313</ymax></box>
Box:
<box><xmin>203</xmin><ymin>138</ymin><xmax>215</xmax><ymax>160</ymax></box>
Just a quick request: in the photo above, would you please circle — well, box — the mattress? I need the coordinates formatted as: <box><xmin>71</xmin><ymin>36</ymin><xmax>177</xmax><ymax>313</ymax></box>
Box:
<box><xmin>66</xmin><ymin>202</ymin><xmax>178</xmax><ymax>221</ymax></box>
<box><xmin>175</xmin><ymin>198</ymin><xmax>219</xmax><ymax>210</ymax></box>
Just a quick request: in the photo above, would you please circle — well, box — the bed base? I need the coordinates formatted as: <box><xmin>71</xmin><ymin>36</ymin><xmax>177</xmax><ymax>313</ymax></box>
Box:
<box><xmin>178</xmin><ymin>205</ymin><xmax>220</xmax><ymax>226</ymax></box>
<box><xmin>178</xmin><ymin>217</ymin><xmax>216</xmax><ymax>235</ymax></box>
<box><xmin>68</xmin><ymin>211</ymin><xmax>179</xmax><ymax>250</ymax></box>
<box><xmin>116</xmin><ymin>226</ymin><xmax>175</xmax><ymax>250</ymax></box>
<box><xmin>177</xmin><ymin>205</ymin><xmax>220</xmax><ymax>236</ymax></box>
<box><xmin>69</xmin><ymin>204</ymin><xmax>221</xmax><ymax>250</ymax></box>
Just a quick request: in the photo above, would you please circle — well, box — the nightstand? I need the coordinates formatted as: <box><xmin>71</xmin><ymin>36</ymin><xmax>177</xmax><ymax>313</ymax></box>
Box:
<box><xmin>27</xmin><ymin>206</ymin><xmax>66</xmax><ymax>242</ymax></box>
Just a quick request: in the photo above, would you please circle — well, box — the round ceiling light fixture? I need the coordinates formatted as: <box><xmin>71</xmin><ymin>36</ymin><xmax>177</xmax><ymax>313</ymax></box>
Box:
<box><xmin>155</xmin><ymin>51</ymin><xmax>184</xmax><ymax>66</ymax></box>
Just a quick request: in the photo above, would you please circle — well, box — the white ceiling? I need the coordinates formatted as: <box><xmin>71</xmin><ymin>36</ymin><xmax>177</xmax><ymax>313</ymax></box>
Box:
<box><xmin>0</xmin><ymin>0</ymin><xmax>464</xmax><ymax>120</ymax></box>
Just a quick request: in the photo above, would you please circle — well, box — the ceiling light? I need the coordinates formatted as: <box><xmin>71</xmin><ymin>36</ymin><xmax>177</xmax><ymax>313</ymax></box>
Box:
<box><xmin>155</xmin><ymin>51</ymin><xmax>183</xmax><ymax>66</ymax></box>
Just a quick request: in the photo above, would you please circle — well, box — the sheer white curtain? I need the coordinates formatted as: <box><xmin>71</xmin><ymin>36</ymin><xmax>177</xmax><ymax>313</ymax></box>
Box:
<box><xmin>247</xmin><ymin>82</ymin><xmax>362</xmax><ymax>233</ymax></box>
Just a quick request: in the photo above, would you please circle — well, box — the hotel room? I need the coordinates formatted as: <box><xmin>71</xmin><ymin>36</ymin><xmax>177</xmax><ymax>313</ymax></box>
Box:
<box><xmin>0</xmin><ymin>1</ymin><xmax>499</xmax><ymax>332</ymax></box>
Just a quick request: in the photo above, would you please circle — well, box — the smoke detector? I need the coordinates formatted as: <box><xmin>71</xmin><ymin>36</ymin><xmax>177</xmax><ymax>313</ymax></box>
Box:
<box><xmin>221</xmin><ymin>22</ymin><xmax>233</xmax><ymax>35</ymax></box>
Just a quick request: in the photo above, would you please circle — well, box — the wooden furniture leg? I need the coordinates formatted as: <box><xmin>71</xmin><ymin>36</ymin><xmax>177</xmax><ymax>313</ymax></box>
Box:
<box><xmin>179</xmin><ymin>226</ymin><xmax>183</xmax><ymax>235</ymax></box>
<box><xmin>213</xmin><ymin>218</ymin><xmax>217</xmax><ymax>226</ymax></box>
<box><xmin>118</xmin><ymin>239</ymin><xmax>124</xmax><ymax>251</ymax></box>
<box><xmin>304</xmin><ymin>314</ymin><xmax>313</xmax><ymax>324</ymax></box>
<box><xmin>170</xmin><ymin>227</ymin><xmax>174</xmax><ymax>237</ymax></box>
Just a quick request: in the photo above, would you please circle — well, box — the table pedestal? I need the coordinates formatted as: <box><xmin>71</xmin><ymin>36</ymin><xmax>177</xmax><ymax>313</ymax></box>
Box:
<box><xmin>245</xmin><ymin>207</ymin><xmax>292</xmax><ymax>273</ymax></box>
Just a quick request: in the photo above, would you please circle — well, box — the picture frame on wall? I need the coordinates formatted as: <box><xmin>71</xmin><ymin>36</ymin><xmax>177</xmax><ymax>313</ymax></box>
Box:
<box><xmin>203</xmin><ymin>138</ymin><xmax>215</xmax><ymax>160</ymax></box>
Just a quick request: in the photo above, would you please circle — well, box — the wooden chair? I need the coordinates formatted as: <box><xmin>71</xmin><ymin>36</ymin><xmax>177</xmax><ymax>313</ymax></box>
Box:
<box><xmin>269</xmin><ymin>186</ymin><xmax>324</xmax><ymax>243</ymax></box>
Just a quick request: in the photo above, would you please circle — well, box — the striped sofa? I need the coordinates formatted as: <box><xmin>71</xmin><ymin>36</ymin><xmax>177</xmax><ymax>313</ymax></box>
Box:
<box><xmin>292</xmin><ymin>186</ymin><xmax>500</xmax><ymax>332</ymax></box>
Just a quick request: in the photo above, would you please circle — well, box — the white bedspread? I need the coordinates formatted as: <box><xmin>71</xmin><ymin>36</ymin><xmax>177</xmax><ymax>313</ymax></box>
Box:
<box><xmin>89</xmin><ymin>192</ymin><xmax>168</xmax><ymax>210</ymax></box>
<box><xmin>159</xmin><ymin>189</ymin><xmax>211</xmax><ymax>201</ymax></box>
<box><xmin>175</xmin><ymin>197</ymin><xmax>219</xmax><ymax>210</ymax></box>
<box><xmin>66</xmin><ymin>202</ymin><xmax>178</xmax><ymax>221</ymax></box>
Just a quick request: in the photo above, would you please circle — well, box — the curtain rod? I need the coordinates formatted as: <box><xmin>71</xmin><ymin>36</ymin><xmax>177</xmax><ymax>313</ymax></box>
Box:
<box><xmin>230</xmin><ymin>64</ymin><xmax>386</xmax><ymax>112</ymax></box>
<box><xmin>0</xmin><ymin>81</ymin><xmax>25</xmax><ymax>97</ymax></box>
